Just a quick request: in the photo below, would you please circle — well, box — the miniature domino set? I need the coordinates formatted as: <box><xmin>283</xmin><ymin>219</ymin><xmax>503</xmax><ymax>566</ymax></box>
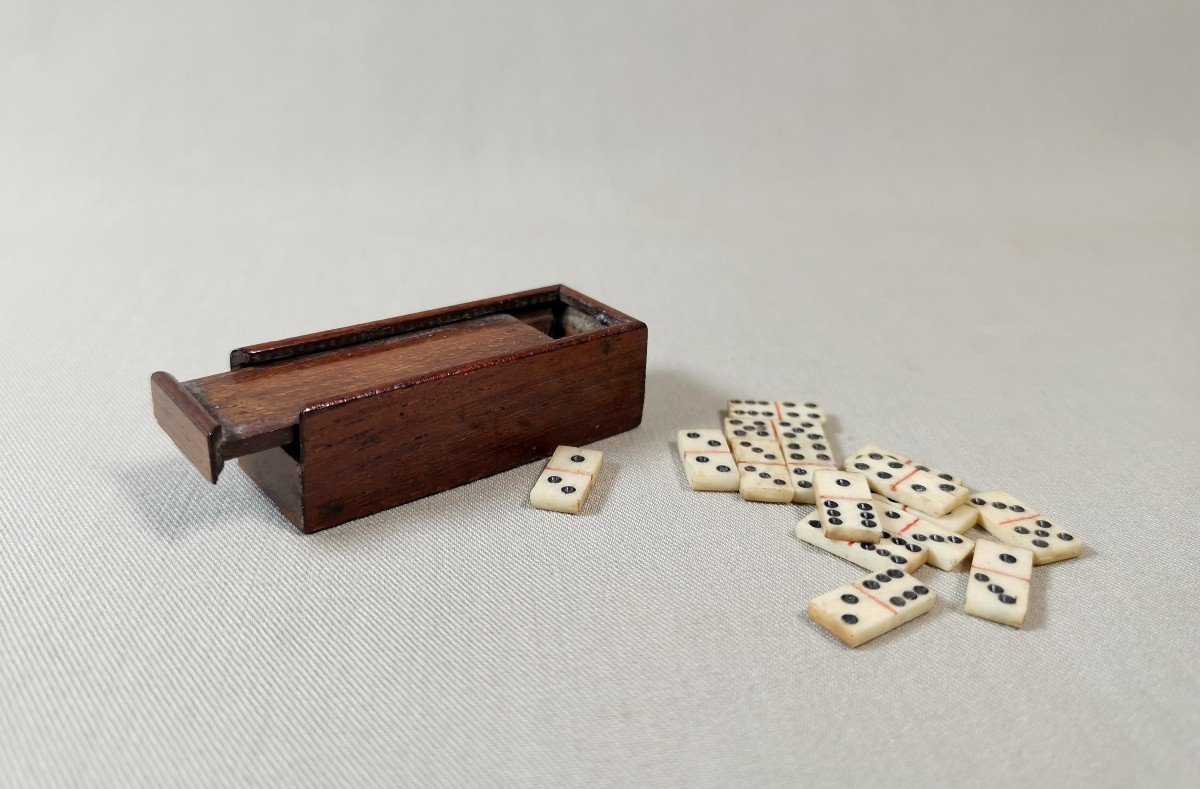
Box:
<box><xmin>678</xmin><ymin>399</ymin><xmax>1085</xmax><ymax>646</ymax></box>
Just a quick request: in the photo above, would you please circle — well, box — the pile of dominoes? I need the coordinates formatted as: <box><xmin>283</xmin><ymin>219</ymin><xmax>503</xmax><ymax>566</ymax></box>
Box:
<box><xmin>677</xmin><ymin>399</ymin><xmax>1083</xmax><ymax>647</ymax></box>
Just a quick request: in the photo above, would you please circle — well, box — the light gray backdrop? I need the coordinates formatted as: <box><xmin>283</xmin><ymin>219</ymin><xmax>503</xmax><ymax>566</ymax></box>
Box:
<box><xmin>2</xmin><ymin>2</ymin><xmax>1198</xmax><ymax>787</ymax></box>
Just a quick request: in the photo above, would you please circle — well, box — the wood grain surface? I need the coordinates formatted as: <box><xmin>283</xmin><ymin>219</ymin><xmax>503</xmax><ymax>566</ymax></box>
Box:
<box><xmin>150</xmin><ymin>371</ymin><xmax>224</xmax><ymax>483</ymax></box>
<box><xmin>297</xmin><ymin>322</ymin><xmax>647</xmax><ymax>531</ymax></box>
<box><xmin>187</xmin><ymin>314</ymin><xmax>551</xmax><ymax>457</ymax></box>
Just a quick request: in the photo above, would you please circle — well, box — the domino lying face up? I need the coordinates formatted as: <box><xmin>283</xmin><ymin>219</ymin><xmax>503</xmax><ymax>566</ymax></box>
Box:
<box><xmin>808</xmin><ymin>570</ymin><xmax>937</xmax><ymax>648</ymax></box>
<box><xmin>845</xmin><ymin>446</ymin><xmax>969</xmax><ymax>517</ymax></box>
<box><xmin>813</xmin><ymin>469</ymin><xmax>884</xmax><ymax>543</ymax></box>
<box><xmin>727</xmin><ymin>399</ymin><xmax>825</xmax><ymax>423</ymax></box>
<box><xmin>967</xmin><ymin>491</ymin><xmax>1083</xmax><ymax>565</ymax></box>
<box><xmin>676</xmin><ymin>429</ymin><xmax>740</xmax><ymax>492</ymax></box>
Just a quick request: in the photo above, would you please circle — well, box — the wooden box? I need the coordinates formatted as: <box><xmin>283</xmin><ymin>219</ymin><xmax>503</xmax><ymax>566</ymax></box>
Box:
<box><xmin>150</xmin><ymin>285</ymin><xmax>647</xmax><ymax>532</ymax></box>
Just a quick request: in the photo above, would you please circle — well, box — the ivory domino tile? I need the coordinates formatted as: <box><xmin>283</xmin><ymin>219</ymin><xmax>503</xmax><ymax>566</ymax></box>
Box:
<box><xmin>676</xmin><ymin>429</ymin><xmax>740</xmax><ymax>492</ymax></box>
<box><xmin>873</xmin><ymin>494</ymin><xmax>979</xmax><ymax>535</ymax></box>
<box><xmin>965</xmin><ymin>539</ymin><xmax>1033</xmax><ymax>628</ymax></box>
<box><xmin>736</xmin><ymin>460</ymin><xmax>794</xmax><ymax>503</ymax></box>
<box><xmin>876</xmin><ymin>504</ymin><xmax>974</xmax><ymax>571</ymax></box>
<box><xmin>845</xmin><ymin>445</ymin><xmax>969</xmax><ymax>517</ymax></box>
<box><xmin>808</xmin><ymin>570</ymin><xmax>936</xmax><ymax>647</ymax></box>
<box><xmin>813</xmin><ymin>469</ymin><xmax>883</xmax><ymax>543</ymax></box>
<box><xmin>727</xmin><ymin>399</ymin><xmax>825</xmax><ymax>423</ymax></box>
<box><xmin>795</xmin><ymin>516</ymin><xmax>929</xmax><ymax>574</ymax></box>
<box><xmin>967</xmin><ymin>491</ymin><xmax>1082</xmax><ymax>565</ymax></box>
<box><xmin>530</xmin><ymin>445</ymin><xmax>603</xmax><ymax>514</ymax></box>
<box><xmin>773</xmin><ymin>420</ymin><xmax>837</xmax><ymax>504</ymax></box>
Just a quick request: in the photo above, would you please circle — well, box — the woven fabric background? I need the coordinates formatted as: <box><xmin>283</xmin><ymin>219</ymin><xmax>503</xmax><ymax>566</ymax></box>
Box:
<box><xmin>2</xmin><ymin>2</ymin><xmax>1198</xmax><ymax>786</ymax></box>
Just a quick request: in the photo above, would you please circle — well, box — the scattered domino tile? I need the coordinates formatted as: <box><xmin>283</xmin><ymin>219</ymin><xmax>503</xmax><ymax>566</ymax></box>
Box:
<box><xmin>876</xmin><ymin>504</ymin><xmax>974</xmax><ymax>571</ymax></box>
<box><xmin>813</xmin><ymin>469</ymin><xmax>883</xmax><ymax>543</ymax></box>
<box><xmin>967</xmin><ymin>491</ymin><xmax>1083</xmax><ymax>565</ymax></box>
<box><xmin>676</xmin><ymin>429</ymin><xmax>740</xmax><ymax>492</ymax></box>
<box><xmin>795</xmin><ymin>516</ymin><xmax>929</xmax><ymax>574</ymax></box>
<box><xmin>736</xmin><ymin>460</ymin><xmax>793</xmax><ymax>503</ymax></box>
<box><xmin>845</xmin><ymin>446</ymin><xmax>969</xmax><ymax>518</ymax></box>
<box><xmin>773</xmin><ymin>420</ymin><xmax>837</xmax><ymax>504</ymax></box>
<box><xmin>727</xmin><ymin>399</ymin><xmax>825</xmax><ymax>423</ymax></box>
<box><xmin>965</xmin><ymin>540</ymin><xmax>1033</xmax><ymax>628</ymax></box>
<box><xmin>529</xmin><ymin>445</ymin><xmax>603</xmax><ymax>514</ymax></box>
<box><xmin>729</xmin><ymin>436</ymin><xmax>783</xmax><ymax>464</ymax></box>
<box><xmin>872</xmin><ymin>494</ymin><xmax>979</xmax><ymax>535</ymax></box>
<box><xmin>808</xmin><ymin>570</ymin><xmax>937</xmax><ymax>647</ymax></box>
<box><xmin>847</xmin><ymin>444</ymin><xmax>966</xmax><ymax>487</ymax></box>
<box><xmin>722</xmin><ymin>416</ymin><xmax>775</xmax><ymax>442</ymax></box>
<box><xmin>673</xmin><ymin>398</ymin><xmax>1078</xmax><ymax>646</ymax></box>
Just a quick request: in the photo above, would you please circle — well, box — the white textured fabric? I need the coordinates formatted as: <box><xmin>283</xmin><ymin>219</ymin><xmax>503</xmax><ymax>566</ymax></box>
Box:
<box><xmin>2</xmin><ymin>2</ymin><xmax>1199</xmax><ymax>786</ymax></box>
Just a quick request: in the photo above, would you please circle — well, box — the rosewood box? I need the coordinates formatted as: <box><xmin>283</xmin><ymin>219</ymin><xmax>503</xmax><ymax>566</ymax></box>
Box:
<box><xmin>150</xmin><ymin>285</ymin><xmax>647</xmax><ymax>532</ymax></box>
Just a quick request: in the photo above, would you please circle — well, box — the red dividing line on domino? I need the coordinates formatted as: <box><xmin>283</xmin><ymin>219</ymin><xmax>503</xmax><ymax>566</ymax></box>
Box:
<box><xmin>898</xmin><ymin>517</ymin><xmax>921</xmax><ymax>535</ymax></box>
<box><xmin>851</xmin><ymin>583</ymin><xmax>898</xmax><ymax>615</ymax></box>
<box><xmin>970</xmin><ymin>563</ymin><xmax>1031</xmax><ymax>583</ymax></box>
<box><xmin>683</xmin><ymin>450</ymin><xmax>732</xmax><ymax>456</ymax></box>
<box><xmin>819</xmin><ymin>496</ymin><xmax>874</xmax><ymax>503</ymax></box>
<box><xmin>545</xmin><ymin>466</ymin><xmax>593</xmax><ymax>479</ymax></box>
<box><xmin>998</xmin><ymin>513</ymin><xmax>1043</xmax><ymax>526</ymax></box>
<box><xmin>889</xmin><ymin>469</ymin><xmax>920</xmax><ymax>492</ymax></box>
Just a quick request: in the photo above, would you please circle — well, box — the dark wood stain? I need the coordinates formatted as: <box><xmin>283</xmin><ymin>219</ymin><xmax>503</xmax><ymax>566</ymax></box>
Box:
<box><xmin>187</xmin><ymin>314</ymin><xmax>550</xmax><ymax>457</ymax></box>
<box><xmin>149</xmin><ymin>285</ymin><xmax>647</xmax><ymax>532</ymax></box>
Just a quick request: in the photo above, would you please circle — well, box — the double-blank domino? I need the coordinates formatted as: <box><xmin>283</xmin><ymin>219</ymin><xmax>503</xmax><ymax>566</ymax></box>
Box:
<box><xmin>530</xmin><ymin>445</ymin><xmax>603</xmax><ymax>514</ymax></box>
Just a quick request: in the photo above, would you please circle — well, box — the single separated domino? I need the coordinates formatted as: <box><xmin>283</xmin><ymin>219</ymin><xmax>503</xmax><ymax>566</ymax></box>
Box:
<box><xmin>727</xmin><ymin>399</ymin><xmax>825</xmax><ymax>423</ymax></box>
<box><xmin>965</xmin><ymin>540</ymin><xmax>1033</xmax><ymax>628</ymax></box>
<box><xmin>795</xmin><ymin>517</ymin><xmax>929</xmax><ymax>574</ymax></box>
<box><xmin>530</xmin><ymin>446</ymin><xmax>603</xmax><ymax>514</ymax></box>
<box><xmin>876</xmin><ymin>503</ymin><xmax>974</xmax><ymax>571</ymax></box>
<box><xmin>967</xmin><ymin>491</ymin><xmax>1083</xmax><ymax>565</ymax></box>
<box><xmin>845</xmin><ymin>446</ymin><xmax>969</xmax><ymax>517</ymax></box>
<box><xmin>773</xmin><ymin>420</ymin><xmax>837</xmax><ymax>504</ymax></box>
<box><xmin>808</xmin><ymin>570</ymin><xmax>936</xmax><ymax>647</ymax></box>
<box><xmin>873</xmin><ymin>494</ymin><xmax>979</xmax><ymax>535</ymax></box>
<box><xmin>676</xmin><ymin>429</ymin><xmax>740</xmax><ymax>492</ymax></box>
<box><xmin>813</xmin><ymin>469</ymin><xmax>883</xmax><ymax>543</ymax></box>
